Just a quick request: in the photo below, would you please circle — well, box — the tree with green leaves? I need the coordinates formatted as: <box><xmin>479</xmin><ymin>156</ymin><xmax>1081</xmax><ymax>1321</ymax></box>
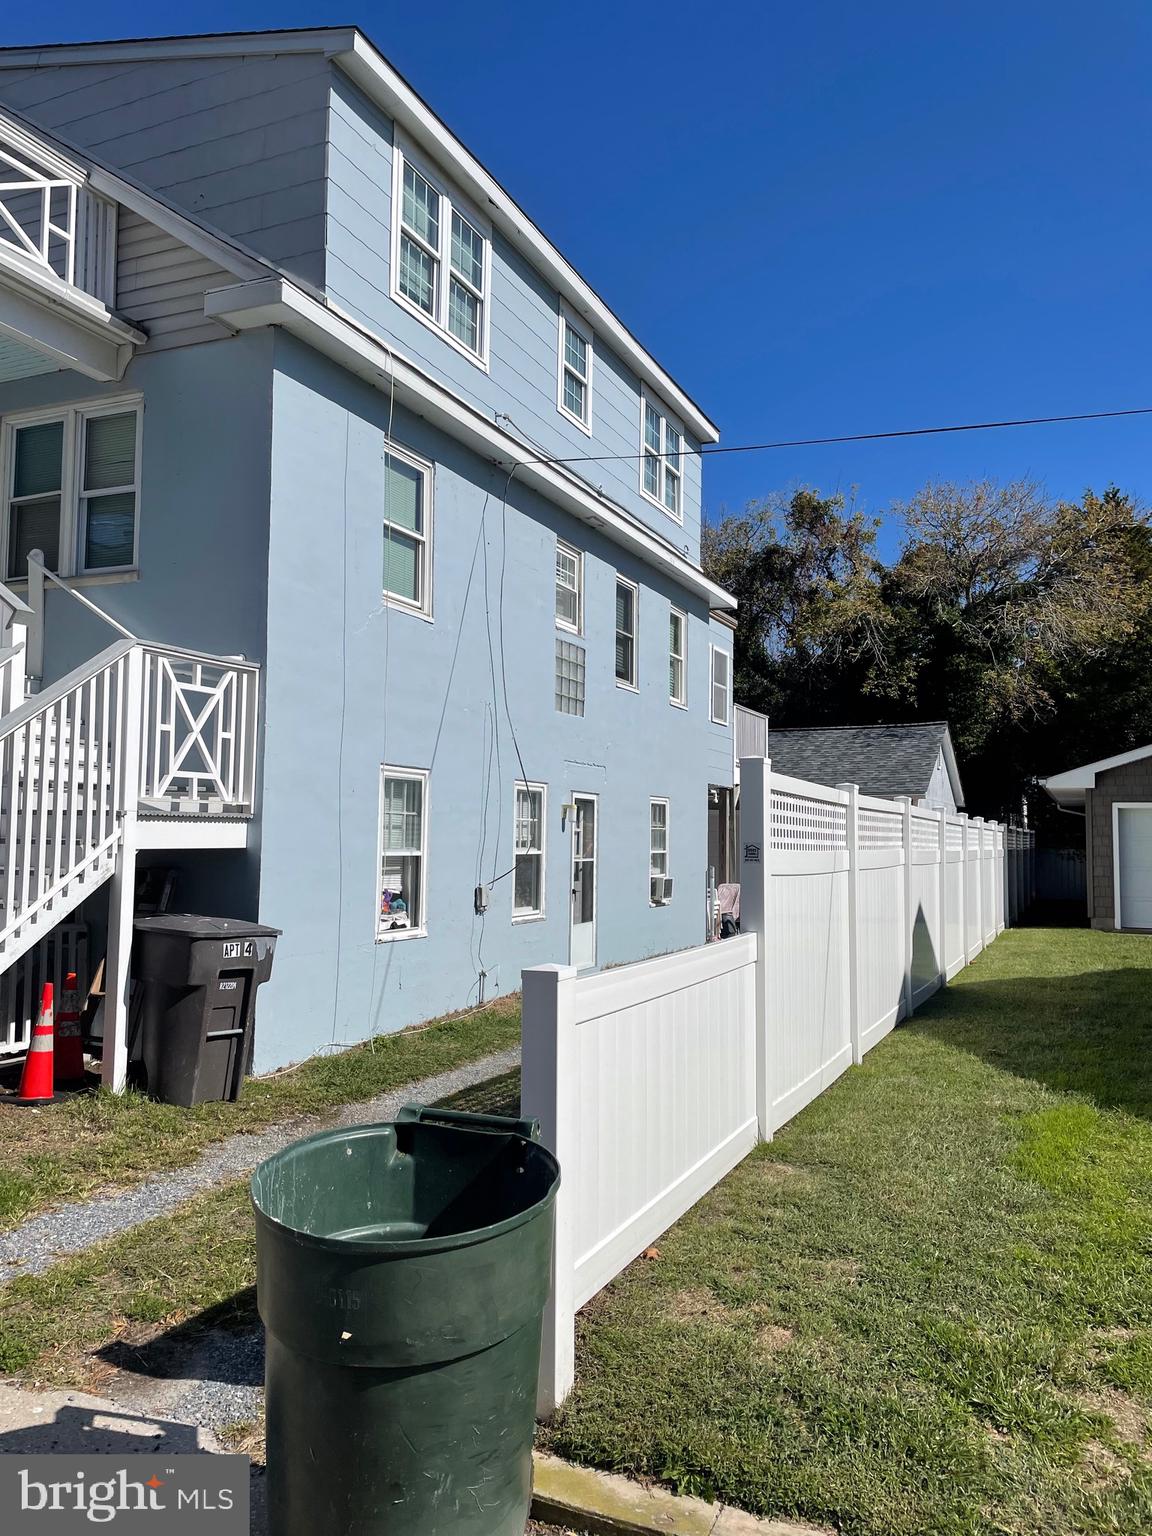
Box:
<box><xmin>703</xmin><ymin>479</ymin><xmax>1151</xmax><ymax>821</ymax></box>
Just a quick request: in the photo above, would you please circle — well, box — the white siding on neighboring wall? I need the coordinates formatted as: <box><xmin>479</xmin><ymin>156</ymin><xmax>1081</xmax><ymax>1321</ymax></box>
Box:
<box><xmin>116</xmin><ymin>211</ymin><xmax>233</xmax><ymax>351</ymax></box>
<box><xmin>923</xmin><ymin>749</ymin><xmax>958</xmax><ymax>813</ymax></box>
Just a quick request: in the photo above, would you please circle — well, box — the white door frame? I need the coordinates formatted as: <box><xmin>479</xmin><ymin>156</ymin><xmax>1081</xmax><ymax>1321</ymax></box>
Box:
<box><xmin>569</xmin><ymin>792</ymin><xmax>598</xmax><ymax>970</ymax></box>
<box><xmin>1112</xmin><ymin>801</ymin><xmax>1152</xmax><ymax>931</ymax></box>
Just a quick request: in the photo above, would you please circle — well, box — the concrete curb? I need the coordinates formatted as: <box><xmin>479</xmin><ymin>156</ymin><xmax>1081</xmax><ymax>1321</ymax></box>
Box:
<box><xmin>531</xmin><ymin>1453</ymin><xmax>832</xmax><ymax>1536</ymax></box>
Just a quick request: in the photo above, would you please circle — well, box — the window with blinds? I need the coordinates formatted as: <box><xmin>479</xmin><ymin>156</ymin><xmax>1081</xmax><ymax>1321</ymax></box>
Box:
<box><xmin>3</xmin><ymin>399</ymin><xmax>140</xmax><ymax>581</ymax></box>
<box><xmin>378</xmin><ymin>767</ymin><xmax>428</xmax><ymax>939</ymax></box>
<box><xmin>615</xmin><ymin>577</ymin><xmax>637</xmax><ymax>688</ymax></box>
<box><xmin>382</xmin><ymin>445</ymin><xmax>432</xmax><ymax>616</ymax></box>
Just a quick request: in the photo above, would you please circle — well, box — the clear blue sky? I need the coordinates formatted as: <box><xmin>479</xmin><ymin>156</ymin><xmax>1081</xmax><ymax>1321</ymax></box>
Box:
<box><xmin>7</xmin><ymin>2</ymin><xmax>1151</xmax><ymax>558</ymax></box>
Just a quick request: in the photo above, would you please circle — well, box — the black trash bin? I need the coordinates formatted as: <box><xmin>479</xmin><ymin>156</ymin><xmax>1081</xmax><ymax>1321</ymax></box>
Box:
<box><xmin>250</xmin><ymin>1103</ymin><xmax>561</xmax><ymax>1536</ymax></box>
<box><xmin>133</xmin><ymin>914</ymin><xmax>280</xmax><ymax>1106</ymax></box>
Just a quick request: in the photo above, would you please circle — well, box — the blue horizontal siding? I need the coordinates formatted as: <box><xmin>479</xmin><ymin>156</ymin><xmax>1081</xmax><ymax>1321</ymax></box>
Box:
<box><xmin>0</xmin><ymin>55</ymin><xmax>330</xmax><ymax>290</ymax></box>
<box><xmin>325</xmin><ymin>72</ymin><xmax>704</xmax><ymax>563</ymax></box>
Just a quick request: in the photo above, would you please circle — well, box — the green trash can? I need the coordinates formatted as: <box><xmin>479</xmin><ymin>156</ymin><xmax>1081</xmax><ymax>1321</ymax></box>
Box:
<box><xmin>250</xmin><ymin>1103</ymin><xmax>560</xmax><ymax>1536</ymax></box>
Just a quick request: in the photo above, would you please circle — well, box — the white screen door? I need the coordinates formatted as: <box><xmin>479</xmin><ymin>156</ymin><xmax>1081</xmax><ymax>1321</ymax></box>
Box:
<box><xmin>1116</xmin><ymin>805</ymin><xmax>1152</xmax><ymax>929</ymax></box>
<box><xmin>570</xmin><ymin>794</ymin><xmax>598</xmax><ymax>969</ymax></box>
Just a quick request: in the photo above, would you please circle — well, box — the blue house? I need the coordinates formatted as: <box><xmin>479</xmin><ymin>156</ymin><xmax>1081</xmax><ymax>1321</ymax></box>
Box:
<box><xmin>0</xmin><ymin>27</ymin><xmax>736</xmax><ymax>1078</ymax></box>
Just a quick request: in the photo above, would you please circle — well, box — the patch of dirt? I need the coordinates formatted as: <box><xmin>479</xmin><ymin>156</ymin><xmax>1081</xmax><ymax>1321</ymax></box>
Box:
<box><xmin>754</xmin><ymin>1322</ymin><xmax>795</xmax><ymax>1356</ymax></box>
<box><xmin>666</xmin><ymin>1288</ymin><xmax>733</xmax><ymax>1325</ymax></box>
<box><xmin>756</xmin><ymin>1159</ymin><xmax>810</xmax><ymax>1182</ymax></box>
<box><xmin>1079</xmin><ymin>1439</ymin><xmax>1133</xmax><ymax>1489</ymax></box>
<box><xmin>810</xmin><ymin>1256</ymin><xmax>862</xmax><ymax>1286</ymax></box>
<box><xmin>1078</xmin><ymin>1387</ymin><xmax>1151</xmax><ymax>1450</ymax></box>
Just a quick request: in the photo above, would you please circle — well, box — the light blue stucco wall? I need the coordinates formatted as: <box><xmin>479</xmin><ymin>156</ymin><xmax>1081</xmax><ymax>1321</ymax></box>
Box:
<box><xmin>325</xmin><ymin>73</ymin><xmax>706</xmax><ymax>565</ymax></box>
<box><xmin>256</xmin><ymin>332</ymin><xmax>724</xmax><ymax>1069</ymax></box>
<box><xmin>0</xmin><ymin>331</ymin><xmax>274</xmax><ymax>683</ymax></box>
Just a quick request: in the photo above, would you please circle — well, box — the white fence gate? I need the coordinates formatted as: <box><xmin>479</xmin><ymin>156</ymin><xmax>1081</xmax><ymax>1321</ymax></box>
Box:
<box><xmin>523</xmin><ymin>757</ymin><xmax>1034</xmax><ymax>1414</ymax></box>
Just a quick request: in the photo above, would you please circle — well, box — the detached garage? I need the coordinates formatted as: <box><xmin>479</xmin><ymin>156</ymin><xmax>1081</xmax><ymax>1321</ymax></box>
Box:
<box><xmin>1042</xmin><ymin>745</ymin><xmax>1152</xmax><ymax>931</ymax></box>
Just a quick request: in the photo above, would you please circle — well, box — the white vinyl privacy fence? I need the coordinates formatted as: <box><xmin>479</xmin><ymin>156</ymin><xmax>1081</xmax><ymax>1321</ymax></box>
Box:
<box><xmin>522</xmin><ymin>758</ymin><xmax>1035</xmax><ymax>1413</ymax></box>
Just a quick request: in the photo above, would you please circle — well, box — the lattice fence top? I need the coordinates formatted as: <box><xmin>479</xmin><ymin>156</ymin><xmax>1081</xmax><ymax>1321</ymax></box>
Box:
<box><xmin>946</xmin><ymin>819</ymin><xmax>965</xmax><ymax>850</ymax></box>
<box><xmin>859</xmin><ymin>806</ymin><xmax>902</xmax><ymax>850</ymax></box>
<box><xmin>912</xmin><ymin>813</ymin><xmax>940</xmax><ymax>850</ymax></box>
<box><xmin>772</xmin><ymin>790</ymin><xmax>847</xmax><ymax>851</ymax></box>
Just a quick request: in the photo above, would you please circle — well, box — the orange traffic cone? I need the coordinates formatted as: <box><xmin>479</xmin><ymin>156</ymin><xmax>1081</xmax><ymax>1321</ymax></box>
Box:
<box><xmin>15</xmin><ymin>983</ymin><xmax>57</xmax><ymax>1106</ymax></box>
<box><xmin>55</xmin><ymin>972</ymin><xmax>86</xmax><ymax>1086</ymax></box>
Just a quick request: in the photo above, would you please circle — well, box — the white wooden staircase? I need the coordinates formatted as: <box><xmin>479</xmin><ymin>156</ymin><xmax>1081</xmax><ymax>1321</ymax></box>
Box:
<box><xmin>0</xmin><ymin>574</ymin><xmax>259</xmax><ymax>1086</ymax></box>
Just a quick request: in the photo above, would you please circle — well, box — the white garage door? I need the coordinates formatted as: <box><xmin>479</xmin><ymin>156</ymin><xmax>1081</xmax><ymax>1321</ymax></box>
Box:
<box><xmin>1116</xmin><ymin>806</ymin><xmax>1152</xmax><ymax>930</ymax></box>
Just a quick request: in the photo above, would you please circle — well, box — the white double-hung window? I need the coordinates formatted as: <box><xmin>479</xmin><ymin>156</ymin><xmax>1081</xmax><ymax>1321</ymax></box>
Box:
<box><xmin>669</xmin><ymin>608</ymin><xmax>687</xmax><ymax>706</ymax></box>
<box><xmin>710</xmin><ymin>645</ymin><xmax>732</xmax><ymax>726</ymax></box>
<box><xmin>382</xmin><ymin>443</ymin><xmax>433</xmax><ymax>617</ymax></box>
<box><xmin>615</xmin><ymin>576</ymin><xmax>638</xmax><ymax>689</ymax></box>
<box><xmin>555</xmin><ymin>540</ymin><xmax>582</xmax><ymax>633</ymax></box>
<box><xmin>393</xmin><ymin>144</ymin><xmax>489</xmax><ymax>364</ymax></box>
<box><xmin>557</xmin><ymin>305</ymin><xmax>592</xmax><ymax>430</ymax></box>
<box><xmin>378</xmin><ymin>768</ymin><xmax>428</xmax><ymax>940</ymax></box>
<box><xmin>3</xmin><ymin>397</ymin><xmax>141</xmax><ymax>581</ymax></box>
<box><xmin>513</xmin><ymin>782</ymin><xmax>546</xmax><ymax>920</ymax></box>
<box><xmin>640</xmin><ymin>392</ymin><xmax>684</xmax><ymax>522</ymax></box>
<box><xmin>650</xmin><ymin>798</ymin><xmax>672</xmax><ymax>904</ymax></box>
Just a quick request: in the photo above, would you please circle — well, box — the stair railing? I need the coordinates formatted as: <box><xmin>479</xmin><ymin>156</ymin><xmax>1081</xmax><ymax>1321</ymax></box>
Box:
<box><xmin>0</xmin><ymin>639</ymin><xmax>134</xmax><ymax>955</ymax></box>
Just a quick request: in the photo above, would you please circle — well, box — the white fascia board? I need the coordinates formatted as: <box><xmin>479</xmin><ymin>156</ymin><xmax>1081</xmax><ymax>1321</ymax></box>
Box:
<box><xmin>1042</xmin><ymin>741</ymin><xmax>1152</xmax><ymax>798</ymax></box>
<box><xmin>0</xmin><ymin>29</ymin><xmax>719</xmax><ymax>443</ymax></box>
<box><xmin>0</xmin><ymin>254</ymin><xmax>143</xmax><ymax>379</ymax></box>
<box><xmin>205</xmin><ymin>277</ymin><xmax>736</xmax><ymax>611</ymax></box>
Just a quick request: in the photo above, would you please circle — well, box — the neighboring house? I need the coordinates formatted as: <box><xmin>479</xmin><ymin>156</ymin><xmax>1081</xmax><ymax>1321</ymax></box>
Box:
<box><xmin>763</xmin><ymin>722</ymin><xmax>965</xmax><ymax>812</ymax></box>
<box><xmin>1042</xmin><ymin>745</ymin><xmax>1152</xmax><ymax>931</ymax></box>
<box><xmin>0</xmin><ymin>26</ymin><xmax>736</xmax><ymax>1079</ymax></box>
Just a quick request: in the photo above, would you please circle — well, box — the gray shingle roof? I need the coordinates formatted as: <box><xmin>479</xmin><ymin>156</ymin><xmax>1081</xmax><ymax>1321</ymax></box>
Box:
<box><xmin>764</xmin><ymin>722</ymin><xmax>960</xmax><ymax>803</ymax></box>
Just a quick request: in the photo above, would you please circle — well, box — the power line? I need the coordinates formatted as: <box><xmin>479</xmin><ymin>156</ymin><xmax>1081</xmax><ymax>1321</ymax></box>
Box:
<box><xmin>513</xmin><ymin>405</ymin><xmax>1152</xmax><ymax>469</ymax></box>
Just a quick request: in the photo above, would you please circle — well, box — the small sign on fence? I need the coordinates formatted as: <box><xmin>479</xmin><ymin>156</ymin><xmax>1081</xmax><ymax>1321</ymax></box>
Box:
<box><xmin>743</xmin><ymin>843</ymin><xmax>761</xmax><ymax>863</ymax></box>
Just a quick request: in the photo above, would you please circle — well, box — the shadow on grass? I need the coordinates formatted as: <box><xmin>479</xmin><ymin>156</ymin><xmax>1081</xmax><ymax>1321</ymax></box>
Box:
<box><xmin>910</xmin><ymin>960</ymin><xmax>1152</xmax><ymax>1119</ymax></box>
<box><xmin>96</xmin><ymin>1289</ymin><xmax>261</xmax><ymax>1386</ymax></box>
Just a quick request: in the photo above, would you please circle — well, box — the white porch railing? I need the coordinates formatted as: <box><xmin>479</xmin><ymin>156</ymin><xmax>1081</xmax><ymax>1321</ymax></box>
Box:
<box><xmin>140</xmin><ymin>647</ymin><xmax>259</xmax><ymax>813</ymax></box>
<box><xmin>0</xmin><ymin>921</ymin><xmax>87</xmax><ymax>1056</ymax></box>
<box><xmin>0</xmin><ymin>637</ymin><xmax>259</xmax><ymax>969</ymax></box>
<box><xmin>0</xmin><ymin>114</ymin><xmax>117</xmax><ymax>304</ymax></box>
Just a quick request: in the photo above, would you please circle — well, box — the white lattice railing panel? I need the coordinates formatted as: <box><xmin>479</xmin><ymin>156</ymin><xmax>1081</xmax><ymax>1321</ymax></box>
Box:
<box><xmin>772</xmin><ymin>790</ymin><xmax>847</xmax><ymax>851</ymax></box>
<box><xmin>860</xmin><ymin>806</ymin><xmax>902</xmax><ymax>849</ymax></box>
<box><xmin>140</xmin><ymin>648</ymin><xmax>259</xmax><ymax>812</ymax></box>
<box><xmin>946</xmin><ymin>818</ymin><xmax>965</xmax><ymax>850</ymax></box>
<box><xmin>0</xmin><ymin>133</ymin><xmax>79</xmax><ymax>287</ymax></box>
<box><xmin>912</xmin><ymin>813</ymin><xmax>940</xmax><ymax>850</ymax></box>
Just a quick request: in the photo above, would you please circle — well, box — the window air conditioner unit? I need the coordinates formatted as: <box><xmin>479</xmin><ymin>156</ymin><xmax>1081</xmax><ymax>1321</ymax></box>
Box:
<box><xmin>650</xmin><ymin>876</ymin><xmax>674</xmax><ymax>904</ymax></box>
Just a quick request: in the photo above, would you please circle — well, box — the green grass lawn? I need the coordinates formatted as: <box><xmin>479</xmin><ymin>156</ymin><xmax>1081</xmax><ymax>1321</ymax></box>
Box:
<box><xmin>0</xmin><ymin>999</ymin><xmax>520</xmax><ymax>1230</ymax></box>
<box><xmin>545</xmin><ymin>927</ymin><xmax>1152</xmax><ymax>1536</ymax></box>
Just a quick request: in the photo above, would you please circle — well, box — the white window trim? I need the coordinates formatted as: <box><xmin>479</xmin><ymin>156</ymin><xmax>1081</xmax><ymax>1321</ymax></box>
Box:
<box><xmin>382</xmin><ymin>439</ymin><xmax>434</xmax><ymax>621</ymax></box>
<box><xmin>639</xmin><ymin>388</ymin><xmax>685</xmax><ymax>525</ymax></box>
<box><xmin>669</xmin><ymin>606</ymin><xmax>687</xmax><ymax>708</ymax></box>
<box><xmin>556</xmin><ymin>302</ymin><xmax>593</xmax><ymax>435</ymax></box>
<box><xmin>710</xmin><ymin>645</ymin><xmax>732</xmax><ymax>726</ymax></box>
<box><xmin>376</xmin><ymin>765</ymin><xmax>429</xmax><ymax>942</ymax></box>
<box><xmin>650</xmin><ymin>796</ymin><xmax>671</xmax><ymax>904</ymax></box>
<box><xmin>555</xmin><ymin>539</ymin><xmax>583</xmax><ymax>636</ymax></box>
<box><xmin>512</xmin><ymin>780</ymin><xmax>547</xmax><ymax>922</ymax></box>
<box><xmin>615</xmin><ymin>575</ymin><xmax>639</xmax><ymax>691</ymax></box>
<box><xmin>1</xmin><ymin>393</ymin><xmax>142</xmax><ymax>582</ymax></box>
<box><xmin>390</xmin><ymin>137</ymin><xmax>492</xmax><ymax>371</ymax></box>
